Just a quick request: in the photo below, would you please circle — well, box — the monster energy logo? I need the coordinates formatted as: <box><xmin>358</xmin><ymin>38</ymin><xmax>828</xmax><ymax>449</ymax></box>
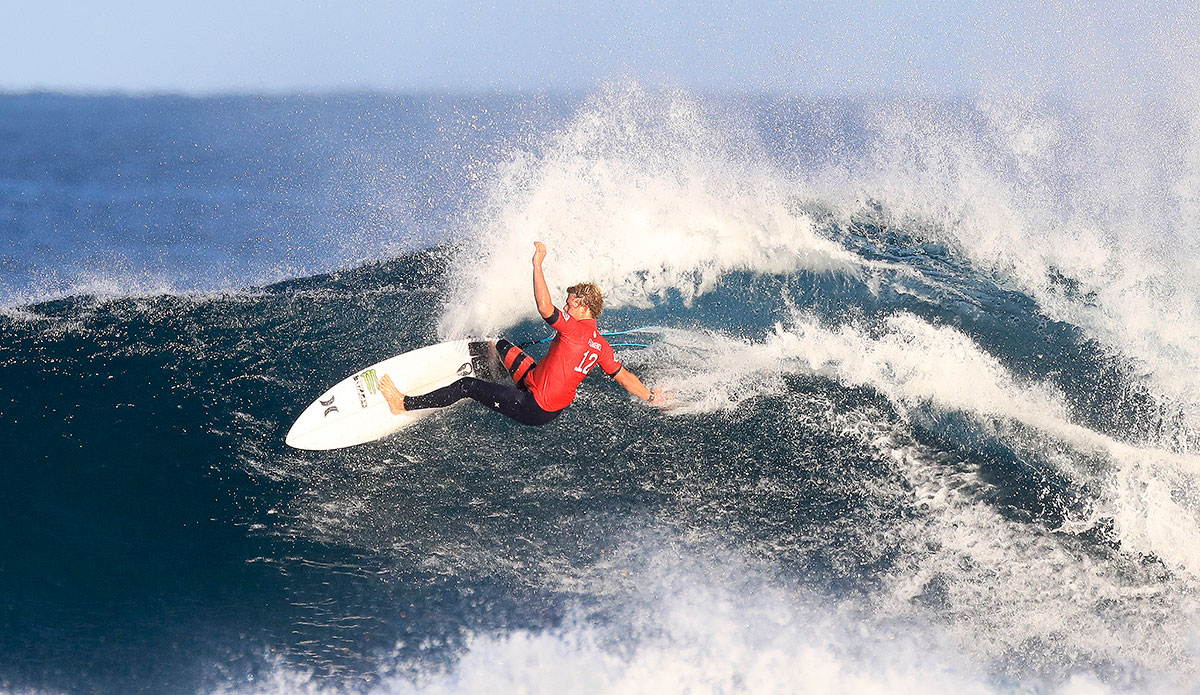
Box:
<box><xmin>359</xmin><ymin>369</ymin><xmax>379</xmax><ymax>394</ymax></box>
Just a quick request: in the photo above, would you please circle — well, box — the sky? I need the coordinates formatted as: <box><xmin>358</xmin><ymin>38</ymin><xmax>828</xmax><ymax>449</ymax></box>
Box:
<box><xmin>0</xmin><ymin>1</ymin><xmax>1193</xmax><ymax>95</ymax></box>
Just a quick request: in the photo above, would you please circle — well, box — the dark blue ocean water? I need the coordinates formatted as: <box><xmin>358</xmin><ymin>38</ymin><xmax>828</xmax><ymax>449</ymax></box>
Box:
<box><xmin>0</xmin><ymin>93</ymin><xmax>578</xmax><ymax>304</ymax></box>
<box><xmin>2</xmin><ymin>91</ymin><xmax>1198</xmax><ymax>695</ymax></box>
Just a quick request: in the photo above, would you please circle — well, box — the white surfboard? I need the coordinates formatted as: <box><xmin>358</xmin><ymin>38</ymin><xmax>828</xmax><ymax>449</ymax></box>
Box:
<box><xmin>286</xmin><ymin>340</ymin><xmax>507</xmax><ymax>450</ymax></box>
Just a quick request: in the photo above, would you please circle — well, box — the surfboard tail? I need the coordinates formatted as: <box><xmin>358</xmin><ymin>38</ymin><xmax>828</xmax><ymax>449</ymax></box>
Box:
<box><xmin>468</xmin><ymin>340</ymin><xmax>507</xmax><ymax>382</ymax></box>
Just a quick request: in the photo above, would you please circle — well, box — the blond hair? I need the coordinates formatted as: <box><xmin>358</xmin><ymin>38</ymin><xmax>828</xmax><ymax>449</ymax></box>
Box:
<box><xmin>567</xmin><ymin>282</ymin><xmax>604</xmax><ymax>317</ymax></box>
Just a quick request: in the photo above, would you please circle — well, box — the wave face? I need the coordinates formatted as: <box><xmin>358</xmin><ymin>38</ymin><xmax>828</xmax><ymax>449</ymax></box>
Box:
<box><xmin>3</xmin><ymin>86</ymin><xmax>1200</xmax><ymax>695</ymax></box>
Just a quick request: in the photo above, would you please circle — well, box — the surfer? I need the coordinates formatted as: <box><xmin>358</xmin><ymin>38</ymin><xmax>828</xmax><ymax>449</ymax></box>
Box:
<box><xmin>378</xmin><ymin>241</ymin><xmax>663</xmax><ymax>425</ymax></box>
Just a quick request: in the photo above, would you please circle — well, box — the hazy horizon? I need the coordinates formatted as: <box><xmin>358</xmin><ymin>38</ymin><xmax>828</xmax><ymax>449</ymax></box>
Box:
<box><xmin>4</xmin><ymin>1</ymin><xmax>1190</xmax><ymax>98</ymax></box>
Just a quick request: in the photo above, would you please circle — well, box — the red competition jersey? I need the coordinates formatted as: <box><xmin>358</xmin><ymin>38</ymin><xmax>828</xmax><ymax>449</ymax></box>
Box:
<box><xmin>527</xmin><ymin>309</ymin><xmax>622</xmax><ymax>412</ymax></box>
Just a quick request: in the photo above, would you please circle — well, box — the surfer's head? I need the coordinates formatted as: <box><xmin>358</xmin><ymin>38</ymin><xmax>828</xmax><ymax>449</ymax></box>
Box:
<box><xmin>566</xmin><ymin>283</ymin><xmax>604</xmax><ymax>319</ymax></box>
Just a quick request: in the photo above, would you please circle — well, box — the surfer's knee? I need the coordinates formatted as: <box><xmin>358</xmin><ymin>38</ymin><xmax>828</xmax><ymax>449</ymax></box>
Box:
<box><xmin>495</xmin><ymin>338</ymin><xmax>516</xmax><ymax>357</ymax></box>
<box><xmin>495</xmin><ymin>340</ymin><xmax>535</xmax><ymax>383</ymax></box>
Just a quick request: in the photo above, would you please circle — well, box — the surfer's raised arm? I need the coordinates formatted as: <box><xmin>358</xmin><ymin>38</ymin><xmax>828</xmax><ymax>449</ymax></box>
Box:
<box><xmin>532</xmin><ymin>241</ymin><xmax>554</xmax><ymax>319</ymax></box>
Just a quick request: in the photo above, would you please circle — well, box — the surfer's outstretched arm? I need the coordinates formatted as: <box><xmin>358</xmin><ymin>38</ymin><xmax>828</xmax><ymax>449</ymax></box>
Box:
<box><xmin>613</xmin><ymin>367</ymin><xmax>667</xmax><ymax>406</ymax></box>
<box><xmin>532</xmin><ymin>241</ymin><xmax>554</xmax><ymax>319</ymax></box>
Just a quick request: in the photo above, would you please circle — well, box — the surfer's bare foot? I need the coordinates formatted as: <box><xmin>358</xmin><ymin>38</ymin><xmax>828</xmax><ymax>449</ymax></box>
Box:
<box><xmin>379</xmin><ymin>374</ymin><xmax>406</xmax><ymax>415</ymax></box>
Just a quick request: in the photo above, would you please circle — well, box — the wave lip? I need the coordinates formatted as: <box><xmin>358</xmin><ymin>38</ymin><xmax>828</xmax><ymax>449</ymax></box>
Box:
<box><xmin>437</xmin><ymin>86</ymin><xmax>861</xmax><ymax>338</ymax></box>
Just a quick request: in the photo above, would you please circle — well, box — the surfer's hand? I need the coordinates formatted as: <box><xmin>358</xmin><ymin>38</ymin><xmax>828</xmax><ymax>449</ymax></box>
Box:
<box><xmin>532</xmin><ymin>241</ymin><xmax>547</xmax><ymax>266</ymax></box>
<box><xmin>648</xmin><ymin>389</ymin><xmax>674</xmax><ymax>408</ymax></box>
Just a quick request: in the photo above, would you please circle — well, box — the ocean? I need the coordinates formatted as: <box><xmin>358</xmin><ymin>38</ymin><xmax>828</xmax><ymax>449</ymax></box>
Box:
<box><xmin>2</xmin><ymin>86</ymin><xmax>1199</xmax><ymax>694</ymax></box>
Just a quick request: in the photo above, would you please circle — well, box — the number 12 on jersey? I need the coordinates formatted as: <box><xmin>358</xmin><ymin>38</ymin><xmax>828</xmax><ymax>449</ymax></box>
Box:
<box><xmin>574</xmin><ymin>351</ymin><xmax>599</xmax><ymax>375</ymax></box>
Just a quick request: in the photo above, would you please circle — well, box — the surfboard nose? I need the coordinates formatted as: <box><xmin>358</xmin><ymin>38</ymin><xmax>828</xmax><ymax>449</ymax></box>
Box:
<box><xmin>284</xmin><ymin>421</ymin><xmax>313</xmax><ymax>450</ymax></box>
<box><xmin>284</xmin><ymin>339</ymin><xmax>492</xmax><ymax>450</ymax></box>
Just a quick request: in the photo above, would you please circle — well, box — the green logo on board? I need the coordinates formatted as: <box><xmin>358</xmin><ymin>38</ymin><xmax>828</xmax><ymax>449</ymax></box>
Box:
<box><xmin>360</xmin><ymin>369</ymin><xmax>379</xmax><ymax>394</ymax></box>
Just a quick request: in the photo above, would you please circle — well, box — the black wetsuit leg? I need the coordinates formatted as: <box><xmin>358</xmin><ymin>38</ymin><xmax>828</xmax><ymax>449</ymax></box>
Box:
<box><xmin>404</xmin><ymin>377</ymin><xmax>561</xmax><ymax>426</ymax></box>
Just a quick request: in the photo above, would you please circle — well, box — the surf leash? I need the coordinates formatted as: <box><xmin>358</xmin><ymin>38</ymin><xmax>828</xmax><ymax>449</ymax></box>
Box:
<box><xmin>518</xmin><ymin>325</ymin><xmax>664</xmax><ymax>349</ymax></box>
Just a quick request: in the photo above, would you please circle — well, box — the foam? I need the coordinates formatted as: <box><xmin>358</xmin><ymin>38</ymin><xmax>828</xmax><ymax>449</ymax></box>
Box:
<box><xmin>435</xmin><ymin>86</ymin><xmax>861</xmax><ymax>338</ymax></box>
<box><xmin>451</xmin><ymin>82</ymin><xmax>1200</xmax><ymax>423</ymax></box>
<box><xmin>626</xmin><ymin>313</ymin><xmax>1200</xmax><ymax>579</ymax></box>
<box><xmin>838</xmin><ymin>90</ymin><xmax>1200</xmax><ymax>448</ymax></box>
<box><xmin>0</xmin><ymin>268</ymin><xmax>184</xmax><ymax>309</ymax></box>
<box><xmin>205</xmin><ymin>528</ymin><xmax>1189</xmax><ymax>695</ymax></box>
<box><xmin>433</xmin><ymin>83</ymin><xmax>1200</xmax><ymax>456</ymax></box>
<box><xmin>203</xmin><ymin>546</ymin><xmax>1118</xmax><ymax>695</ymax></box>
<box><xmin>777</xmin><ymin>313</ymin><xmax>1200</xmax><ymax>579</ymax></box>
<box><xmin>608</xmin><ymin>322</ymin><xmax>1200</xmax><ymax>686</ymax></box>
<box><xmin>850</xmin><ymin>413</ymin><xmax>1200</xmax><ymax>688</ymax></box>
